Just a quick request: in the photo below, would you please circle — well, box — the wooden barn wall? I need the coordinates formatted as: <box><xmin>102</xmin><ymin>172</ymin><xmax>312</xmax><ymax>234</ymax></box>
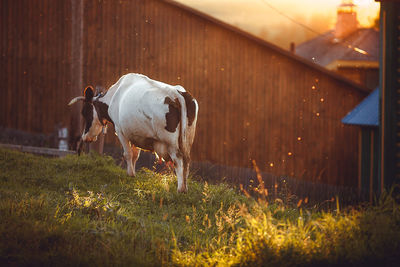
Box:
<box><xmin>336</xmin><ymin>67</ymin><xmax>379</xmax><ymax>91</ymax></box>
<box><xmin>0</xmin><ymin>0</ymin><xmax>366</xmax><ymax>187</ymax></box>
<box><xmin>81</xmin><ymin>0</ymin><xmax>365</xmax><ymax>186</ymax></box>
<box><xmin>0</xmin><ymin>0</ymin><xmax>83</xmax><ymax>138</ymax></box>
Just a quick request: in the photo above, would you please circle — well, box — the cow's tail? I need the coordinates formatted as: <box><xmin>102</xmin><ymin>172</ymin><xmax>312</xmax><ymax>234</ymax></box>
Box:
<box><xmin>176</xmin><ymin>93</ymin><xmax>189</xmax><ymax>164</ymax></box>
<box><xmin>176</xmin><ymin>90</ymin><xmax>197</xmax><ymax>165</ymax></box>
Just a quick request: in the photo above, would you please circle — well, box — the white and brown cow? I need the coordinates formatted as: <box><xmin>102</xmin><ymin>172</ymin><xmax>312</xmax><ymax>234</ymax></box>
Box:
<box><xmin>69</xmin><ymin>73</ymin><xmax>198</xmax><ymax>192</ymax></box>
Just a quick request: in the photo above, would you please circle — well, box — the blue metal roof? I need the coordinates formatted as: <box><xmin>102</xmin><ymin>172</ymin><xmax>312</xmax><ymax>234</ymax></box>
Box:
<box><xmin>342</xmin><ymin>88</ymin><xmax>379</xmax><ymax>127</ymax></box>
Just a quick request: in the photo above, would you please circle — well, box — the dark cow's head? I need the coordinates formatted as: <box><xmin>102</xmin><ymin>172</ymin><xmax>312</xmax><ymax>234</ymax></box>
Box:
<box><xmin>68</xmin><ymin>86</ymin><xmax>104</xmax><ymax>143</ymax></box>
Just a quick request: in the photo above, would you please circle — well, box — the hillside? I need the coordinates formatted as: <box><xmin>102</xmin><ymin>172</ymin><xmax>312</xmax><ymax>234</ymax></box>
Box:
<box><xmin>0</xmin><ymin>149</ymin><xmax>399</xmax><ymax>266</ymax></box>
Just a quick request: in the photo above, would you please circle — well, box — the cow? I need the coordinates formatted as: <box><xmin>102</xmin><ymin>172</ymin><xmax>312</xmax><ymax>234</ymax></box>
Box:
<box><xmin>68</xmin><ymin>73</ymin><xmax>198</xmax><ymax>193</ymax></box>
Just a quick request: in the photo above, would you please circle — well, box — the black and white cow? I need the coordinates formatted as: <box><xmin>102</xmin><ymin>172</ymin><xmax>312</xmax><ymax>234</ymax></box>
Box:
<box><xmin>69</xmin><ymin>73</ymin><xmax>198</xmax><ymax>192</ymax></box>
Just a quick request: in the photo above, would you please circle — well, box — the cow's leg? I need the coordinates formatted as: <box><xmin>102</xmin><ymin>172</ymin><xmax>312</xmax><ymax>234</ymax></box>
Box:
<box><xmin>169</xmin><ymin>150</ymin><xmax>187</xmax><ymax>193</ymax></box>
<box><xmin>116</xmin><ymin>130</ymin><xmax>135</xmax><ymax>176</ymax></box>
<box><xmin>131</xmin><ymin>144</ymin><xmax>141</xmax><ymax>174</ymax></box>
<box><xmin>182</xmin><ymin>156</ymin><xmax>190</xmax><ymax>190</ymax></box>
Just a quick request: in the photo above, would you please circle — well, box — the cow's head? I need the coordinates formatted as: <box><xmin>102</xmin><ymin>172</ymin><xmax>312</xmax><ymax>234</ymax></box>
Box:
<box><xmin>68</xmin><ymin>86</ymin><xmax>103</xmax><ymax>143</ymax></box>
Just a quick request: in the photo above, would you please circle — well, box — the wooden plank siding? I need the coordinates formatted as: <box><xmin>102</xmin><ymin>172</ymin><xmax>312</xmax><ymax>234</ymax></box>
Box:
<box><xmin>1</xmin><ymin>0</ymin><xmax>368</xmax><ymax>186</ymax></box>
<box><xmin>0</xmin><ymin>0</ymin><xmax>83</xmax><ymax>140</ymax></box>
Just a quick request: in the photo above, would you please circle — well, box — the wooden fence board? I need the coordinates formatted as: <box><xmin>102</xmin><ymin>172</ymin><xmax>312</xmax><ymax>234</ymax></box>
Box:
<box><xmin>0</xmin><ymin>143</ymin><xmax>75</xmax><ymax>157</ymax></box>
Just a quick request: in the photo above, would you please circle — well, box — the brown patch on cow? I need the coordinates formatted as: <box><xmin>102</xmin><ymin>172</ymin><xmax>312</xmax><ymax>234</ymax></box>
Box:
<box><xmin>84</xmin><ymin>86</ymin><xmax>94</xmax><ymax>101</ymax></box>
<box><xmin>81</xmin><ymin>102</ymin><xmax>93</xmax><ymax>134</ymax></box>
<box><xmin>130</xmin><ymin>136</ymin><xmax>156</xmax><ymax>152</ymax></box>
<box><xmin>178</xmin><ymin>91</ymin><xmax>196</xmax><ymax>126</ymax></box>
<box><xmin>93</xmin><ymin>101</ymin><xmax>114</xmax><ymax>125</ymax></box>
<box><xmin>164</xmin><ymin>96</ymin><xmax>181</xmax><ymax>133</ymax></box>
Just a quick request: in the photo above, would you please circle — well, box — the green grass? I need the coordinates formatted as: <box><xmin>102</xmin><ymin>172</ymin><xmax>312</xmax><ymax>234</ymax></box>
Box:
<box><xmin>0</xmin><ymin>148</ymin><xmax>399</xmax><ymax>266</ymax></box>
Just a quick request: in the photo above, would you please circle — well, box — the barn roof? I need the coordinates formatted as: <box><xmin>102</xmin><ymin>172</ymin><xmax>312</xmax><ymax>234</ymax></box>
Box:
<box><xmin>295</xmin><ymin>28</ymin><xmax>379</xmax><ymax>67</ymax></box>
<box><xmin>342</xmin><ymin>87</ymin><xmax>379</xmax><ymax>127</ymax></box>
<box><xmin>163</xmin><ymin>0</ymin><xmax>370</xmax><ymax>93</ymax></box>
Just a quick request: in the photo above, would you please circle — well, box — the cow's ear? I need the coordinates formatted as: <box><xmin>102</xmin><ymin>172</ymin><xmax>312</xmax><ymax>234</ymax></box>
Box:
<box><xmin>84</xmin><ymin>86</ymin><xmax>94</xmax><ymax>102</ymax></box>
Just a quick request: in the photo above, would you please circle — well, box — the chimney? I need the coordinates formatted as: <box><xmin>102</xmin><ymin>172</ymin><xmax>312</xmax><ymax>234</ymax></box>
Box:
<box><xmin>290</xmin><ymin>42</ymin><xmax>295</xmax><ymax>53</ymax></box>
<box><xmin>334</xmin><ymin>0</ymin><xmax>358</xmax><ymax>40</ymax></box>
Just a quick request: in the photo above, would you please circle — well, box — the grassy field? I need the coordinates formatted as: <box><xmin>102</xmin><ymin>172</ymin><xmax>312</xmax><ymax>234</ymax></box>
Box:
<box><xmin>0</xmin><ymin>148</ymin><xmax>400</xmax><ymax>266</ymax></box>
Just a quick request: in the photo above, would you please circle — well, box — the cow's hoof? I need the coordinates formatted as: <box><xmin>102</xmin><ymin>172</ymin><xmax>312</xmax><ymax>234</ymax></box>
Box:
<box><xmin>127</xmin><ymin>170</ymin><xmax>136</xmax><ymax>177</ymax></box>
<box><xmin>177</xmin><ymin>187</ymin><xmax>188</xmax><ymax>193</ymax></box>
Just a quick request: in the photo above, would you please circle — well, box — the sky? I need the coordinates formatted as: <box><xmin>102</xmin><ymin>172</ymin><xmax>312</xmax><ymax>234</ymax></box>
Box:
<box><xmin>175</xmin><ymin>0</ymin><xmax>380</xmax><ymax>49</ymax></box>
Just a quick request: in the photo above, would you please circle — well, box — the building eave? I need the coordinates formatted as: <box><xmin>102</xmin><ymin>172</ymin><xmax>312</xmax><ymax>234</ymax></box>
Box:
<box><xmin>326</xmin><ymin>60</ymin><xmax>379</xmax><ymax>70</ymax></box>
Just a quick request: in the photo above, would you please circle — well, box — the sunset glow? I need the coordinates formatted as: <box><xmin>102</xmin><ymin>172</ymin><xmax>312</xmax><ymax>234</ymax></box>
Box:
<box><xmin>176</xmin><ymin>0</ymin><xmax>380</xmax><ymax>49</ymax></box>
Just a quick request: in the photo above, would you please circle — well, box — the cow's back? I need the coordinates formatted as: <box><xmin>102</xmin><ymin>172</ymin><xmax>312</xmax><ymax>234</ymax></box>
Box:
<box><xmin>108</xmin><ymin>74</ymin><xmax>183</xmax><ymax>144</ymax></box>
